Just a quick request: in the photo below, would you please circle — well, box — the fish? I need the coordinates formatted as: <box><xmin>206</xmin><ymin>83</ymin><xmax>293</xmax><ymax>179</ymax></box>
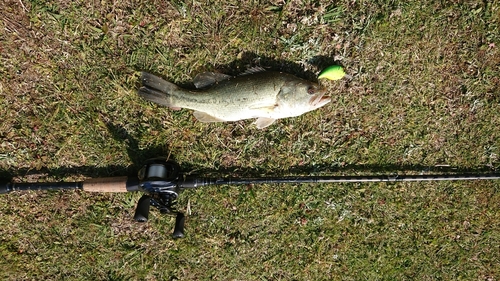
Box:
<box><xmin>138</xmin><ymin>68</ymin><xmax>330</xmax><ymax>129</ymax></box>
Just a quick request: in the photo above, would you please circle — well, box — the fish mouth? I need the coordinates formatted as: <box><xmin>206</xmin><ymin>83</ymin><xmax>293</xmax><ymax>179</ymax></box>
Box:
<box><xmin>309</xmin><ymin>90</ymin><xmax>331</xmax><ymax>108</ymax></box>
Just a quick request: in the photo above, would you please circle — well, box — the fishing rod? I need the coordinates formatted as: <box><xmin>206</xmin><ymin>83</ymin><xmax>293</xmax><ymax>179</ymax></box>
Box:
<box><xmin>1</xmin><ymin>159</ymin><xmax>499</xmax><ymax>238</ymax></box>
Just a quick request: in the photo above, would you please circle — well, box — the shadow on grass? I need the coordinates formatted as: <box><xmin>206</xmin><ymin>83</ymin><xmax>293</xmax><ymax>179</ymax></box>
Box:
<box><xmin>138</xmin><ymin>51</ymin><xmax>345</xmax><ymax>87</ymax></box>
<box><xmin>2</xmin><ymin>160</ymin><xmax>497</xmax><ymax>183</ymax></box>
<box><xmin>211</xmin><ymin>51</ymin><xmax>343</xmax><ymax>81</ymax></box>
<box><xmin>1</xmin><ymin>117</ymin><xmax>497</xmax><ymax>183</ymax></box>
<box><xmin>196</xmin><ymin>163</ymin><xmax>498</xmax><ymax>178</ymax></box>
<box><xmin>1</xmin><ymin>52</ymin><xmax>497</xmax><ymax>181</ymax></box>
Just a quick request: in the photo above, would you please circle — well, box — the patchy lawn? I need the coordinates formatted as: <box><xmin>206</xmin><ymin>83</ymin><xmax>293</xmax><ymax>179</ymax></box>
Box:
<box><xmin>1</xmin><ymin>0</ymin><xmax>499</xmax><ymax>280</ymax></box>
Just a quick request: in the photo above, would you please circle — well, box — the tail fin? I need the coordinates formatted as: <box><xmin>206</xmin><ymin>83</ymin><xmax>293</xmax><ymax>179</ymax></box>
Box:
<box><xmin>138</xmin><ymin>72</ymin><xmax>179</xmax><ymax>107</ymax></box>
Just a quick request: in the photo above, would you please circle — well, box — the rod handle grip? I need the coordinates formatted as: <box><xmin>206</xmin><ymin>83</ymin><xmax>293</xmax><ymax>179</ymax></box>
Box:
<box><xmin>83</xmin><ymin>176</ymin><xmax>129</xmax><ymax>192</ymax></box>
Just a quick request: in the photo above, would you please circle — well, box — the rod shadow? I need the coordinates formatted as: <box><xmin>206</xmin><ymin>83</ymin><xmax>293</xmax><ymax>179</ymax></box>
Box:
<box><xmin>1</xmin><ymin>121</ymin><xmax>497</xmax><ymax>182</ymax></box>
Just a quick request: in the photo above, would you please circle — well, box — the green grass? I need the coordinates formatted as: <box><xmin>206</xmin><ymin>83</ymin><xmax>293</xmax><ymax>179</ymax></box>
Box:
<box><xmin>1</xmin><ymin>0</ymin><xmax>499</xmax><ymax>280</ymax></box>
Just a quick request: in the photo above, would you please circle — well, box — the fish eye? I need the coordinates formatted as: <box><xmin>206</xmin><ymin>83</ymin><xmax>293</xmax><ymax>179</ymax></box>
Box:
<box><xmin>307</xmin><ymin>86</ymin><xmax>316</xmax><ymax>95</ymax></box>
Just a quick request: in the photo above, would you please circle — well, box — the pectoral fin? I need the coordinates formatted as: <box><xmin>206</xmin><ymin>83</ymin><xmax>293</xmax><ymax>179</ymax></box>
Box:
<box><xmin>254</xmin><ymin>117</ymin><xmax>276</xmax><ymax>129</ymax></box>
<box><xmin>193</xmin><ymin>111</ymin><xmax>225</xmax><ymax>122</ymax></box>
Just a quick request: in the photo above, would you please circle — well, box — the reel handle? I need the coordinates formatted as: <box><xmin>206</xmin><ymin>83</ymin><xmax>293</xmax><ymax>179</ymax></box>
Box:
<box><xmin>134</xmin><ymin>194</ymin><xmax>186</xmax><ymax>238</ymax></box>
<box><xmin>134</xmin><ymin>194</ymin><xmax>151</xmax><ymax>222</ymax></box>
<box><xmin>172</xmin><ymin>213</ymin><xmax>185</xmax><ymax>238</ymax></box>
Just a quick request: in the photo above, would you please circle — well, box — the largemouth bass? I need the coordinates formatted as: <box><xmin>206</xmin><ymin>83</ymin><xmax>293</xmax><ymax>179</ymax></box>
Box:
<box><xmin>138</xmin><ymin>68</ymin><xmax>330</xmax><ymax>129</ymax></box>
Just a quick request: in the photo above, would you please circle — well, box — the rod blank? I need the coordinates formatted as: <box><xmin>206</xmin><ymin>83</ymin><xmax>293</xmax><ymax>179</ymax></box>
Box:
<box><xmin>179</xmin><ymin>174</ymin><xmax>500</xmax><ymax>188</ymax></box>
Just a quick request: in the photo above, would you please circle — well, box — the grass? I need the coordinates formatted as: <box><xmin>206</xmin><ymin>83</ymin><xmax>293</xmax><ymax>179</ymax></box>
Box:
<box><xmin>1</xmin><ymin>0</ymin><xmax>499</xmax><ymax>280</ymax></box>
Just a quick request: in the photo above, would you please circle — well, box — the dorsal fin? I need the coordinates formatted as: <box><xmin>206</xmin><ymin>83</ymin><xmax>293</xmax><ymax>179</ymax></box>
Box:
<box><xmin>239</xmin><ymin>66</ymin><xmax>266</xmax><ymax>76</ymax></box>
<box><xmin>193</xmin><ymin>72</ymin><xmax>232</xmax><ymax>89</ymax></box>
